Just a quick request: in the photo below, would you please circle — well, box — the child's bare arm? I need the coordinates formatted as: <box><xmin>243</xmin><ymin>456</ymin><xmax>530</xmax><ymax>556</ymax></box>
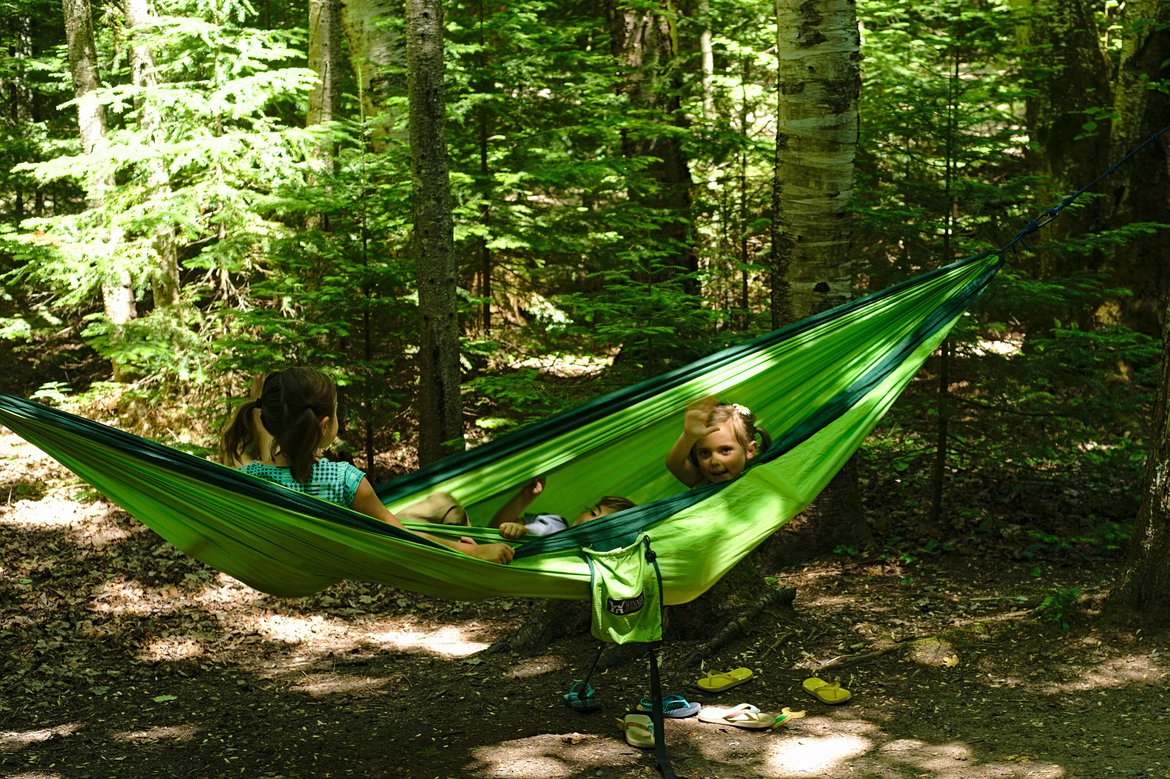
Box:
<box><xmin>352</xmin><ymin>479</ymin><xmax>515</xmax><ymax>563</ymax></box>
<box><xmin>665</xmin><ymin>396</ymin><xmax>719</xmax><ymax>487</ymax></box>
<box><xmin>489</xmin><ymin>476</ymin><xmax>546</xmax><ymax>527</ymax></box>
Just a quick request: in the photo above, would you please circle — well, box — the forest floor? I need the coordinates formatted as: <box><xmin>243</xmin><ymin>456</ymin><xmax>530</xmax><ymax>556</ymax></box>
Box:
<box><xmin>1</xmin><ymin>425</ymin><xmax>1167</xmax><ymax>779</ymax></box>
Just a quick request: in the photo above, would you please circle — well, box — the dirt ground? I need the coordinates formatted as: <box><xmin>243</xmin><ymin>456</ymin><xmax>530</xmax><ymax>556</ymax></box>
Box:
<box><xmin>2</xmin><ymin>427</ymin><xmax>1168</xmax><ymax>779</ymax></box>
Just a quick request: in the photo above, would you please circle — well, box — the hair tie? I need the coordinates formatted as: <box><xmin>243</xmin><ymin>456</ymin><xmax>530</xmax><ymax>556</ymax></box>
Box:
<box><xmin>732</xmin><ymin>403</ymin><xmax>751</xmax><ymax>417</ymax></box>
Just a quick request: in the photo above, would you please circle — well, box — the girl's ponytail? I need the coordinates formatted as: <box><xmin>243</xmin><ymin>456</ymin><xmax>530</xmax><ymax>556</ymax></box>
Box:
<box><xmin>220</xmin><ymin>399</ymin><xmax>261</xmax><ymax>467</ymax></box>
<box><xmin>280</xmin><ymin>406</ymin><xmax>322</xmax><ymax>483</ymax></box>
<box><xmin>232</xmin><ymin>367</ymin><xmax>336</xmax><ymax>484</ymax></box>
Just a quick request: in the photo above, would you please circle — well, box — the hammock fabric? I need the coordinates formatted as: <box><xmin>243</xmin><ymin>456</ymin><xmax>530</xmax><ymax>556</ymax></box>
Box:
<box><xmin>0</xmin><ymin>251</ymin><xmax>1002</xmax><ymax>605</ymax></box>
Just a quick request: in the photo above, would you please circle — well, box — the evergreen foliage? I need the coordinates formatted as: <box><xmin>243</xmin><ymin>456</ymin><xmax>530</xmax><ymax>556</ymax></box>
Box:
<box><xmin>0</xmin><ymin>0</ymin><xmax>1161</xmax><ymax>556</ymax></box>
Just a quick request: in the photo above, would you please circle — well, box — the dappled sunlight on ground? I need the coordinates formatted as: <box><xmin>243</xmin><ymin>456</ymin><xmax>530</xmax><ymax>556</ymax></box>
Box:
<box><xmin>109</xmin><ymin>725</ymin><xmax>199</xmax><ymax>744</ymax></box>
<box><xmin>877</xmin><ymin>738</ymin><xmax>1064</xmax><ymax>778</ymax></box>
<box><xmin>469</xmin><ymin>733</ymin><xmax>628</xmax><ymax>778</ymax></box>
<box><xmin>505</xmin><ymin>654</ymin><xmax>568</xmax><ymax>680</ymax></box>
<box><xmin>139</xmin><ymin>636</ymin><xmax>207</xmax><ymax>662</ymax></box>
<box><xmin>0</xmin><ymin>496</ymin><xmax>99</xmax><ymax>529</ymax></box>
<box><xmin>231</xmin><ymin>612</ymin><xmax>491</xmax><ymax>657</ymax></box>
<box><xmin>0</xmin><ymin>724</ymin><xmax>81</xmax><ymax>753</ymax></box>
<box><xmin>290</xmin><ymin>673</ymin><xmax>389</xmax><ymax>698</ymax></box>
<box><xmin>1044</xmin><ymin>651</ymin><xmax>1169</xmax><ymax>693</ymax></box>
<box><xmin>366</xmin><ymin>623</ymin><xmax>490</xmax><ymax>656</ymax></box>
<box><xmin>765</xmin><ymin>731</ymin><xmax>872</xmax><ymax>775</ymax></box>
<box><xmin>194</xmin><ymin>574</ymin><xmax>267</xmax><ymax>606</ymax></box>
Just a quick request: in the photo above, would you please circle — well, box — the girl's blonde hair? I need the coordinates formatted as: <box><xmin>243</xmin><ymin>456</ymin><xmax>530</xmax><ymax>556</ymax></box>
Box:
<box><xmin>220</xmin><ymin>368</ymin><xmax>337</xmax><ymax>483</ymax></box>
<box><xmin>695</xmin><ymin>402</ymin><xmax>772</xmax><ymax>457</ymax></box>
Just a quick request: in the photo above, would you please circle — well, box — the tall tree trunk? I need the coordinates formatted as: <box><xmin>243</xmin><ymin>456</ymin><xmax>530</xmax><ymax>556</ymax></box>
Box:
<box><xmin>308</xmin><ymin>0</ymin><xmax>344</xmax><ymax>154</ymax></box>
<box><xmin>697</xmin><ymin>0</ymin><xmax>714</xmax><ymax>120</ymax></box>
<box><xmin>606</xmin><ymin>0</ymin><xmax>698</xmax><ymax>290</ymax></box>
<box><xmin>1013</xmin><ymin>0</ymin><xmax>1114</xmax><ymax>280</ymax></box>
<box><xmin>340</xmin><ymin>0</ymin><xmax>407</xmax><ymax>148</ymax></box>
<box><xmin>1105</xmin><ymin>0</ymin><xmax>1170</xmax><ymax>334</ymax></box>
<box><xmin>1107</xmin><ymin>291</ymin><xmax>1170</xmax><ymax>627</ymax></box>
<box><xmin>766</xmin><ymin>0</ymin><xmax>869</xmax><ymax>564</ymax></box>
<box><xmin>125</xmin><ymin>0</ymin><xmax>180</xmax><ymax>311</ymax></box>
<box><xmin>406</xmin><ymin>0</ymin><xmax>464</xmax><ymax>463</ymax></box>
<box><xmin>63</xmin><ymin>0</ymin><xmax>135</xmax><ymax>379</ymax></box>
<box><xmin>5</xmin><ymin>12</ymin><xmax>34</xmax><ymax>220</ymax></box>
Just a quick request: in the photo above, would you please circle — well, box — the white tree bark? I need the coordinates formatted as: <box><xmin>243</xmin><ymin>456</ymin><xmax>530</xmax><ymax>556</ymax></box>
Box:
<box><xmin>772</xmin><ymin>0</ymin><xmax>860</xmax><ymax>324</ymax></box>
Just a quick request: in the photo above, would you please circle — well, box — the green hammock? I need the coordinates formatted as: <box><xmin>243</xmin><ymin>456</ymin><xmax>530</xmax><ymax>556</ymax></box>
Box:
<box><xmin>0</xmin><ymin>251</ymin><xmax>1002</xmax><ymax>604</ymax></box>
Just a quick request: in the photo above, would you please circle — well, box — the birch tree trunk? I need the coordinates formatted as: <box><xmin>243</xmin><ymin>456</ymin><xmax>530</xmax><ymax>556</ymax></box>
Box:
<box><xmin>63</xmin><ymin>0</ymin><xmax>135</xmax><ymax>378</ymax></box>
<box><xmin>341</xmin><ymin>0</ymin><xmax>407</xmax><ymax>148</ymax></box>
<box><xmin>766</xmin><ymin>0</ymin><xmax>869</xmax><ymax>563</ymax></box>
<box><xmin>770</xmin><ymin>0</ymin><xmax>860</xmax><ymax>324</ymax></box>
<box><xmin>406</xmin><ymin>0</ymin><xmax>464</xmax><ymax>463</ymax></box>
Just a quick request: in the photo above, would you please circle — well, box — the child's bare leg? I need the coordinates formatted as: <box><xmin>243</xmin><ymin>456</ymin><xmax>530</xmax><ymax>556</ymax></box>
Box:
<box><xmin>395</xmin><ymin>492</ymin><xmax>469</xmax><ymax>525</ymax></box>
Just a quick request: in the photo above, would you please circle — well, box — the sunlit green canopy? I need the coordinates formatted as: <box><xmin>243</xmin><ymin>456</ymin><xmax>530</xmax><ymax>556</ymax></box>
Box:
<box><xmin>0</xmin><ymin>251</ymin><xmax>1002</xmax><ymax>604</ymax></box>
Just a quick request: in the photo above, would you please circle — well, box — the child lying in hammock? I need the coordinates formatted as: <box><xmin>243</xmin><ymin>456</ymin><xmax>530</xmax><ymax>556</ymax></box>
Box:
<box><xmin>488</xmin><ymin>477</ymin><xmax>635</xmax><ymax>539</ymax></box>
<box><xmin>220</xmin><ymin>367</ymin><xmax>514</xmax><ymax>564</ymax></box>
<box><xmin>665</xmin><ymin>395</ymin><xmax>772</xmax><ymax>487</ymax></box>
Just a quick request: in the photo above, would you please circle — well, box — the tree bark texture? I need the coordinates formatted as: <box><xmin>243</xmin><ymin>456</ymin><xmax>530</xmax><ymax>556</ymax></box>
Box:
<box><xmin>309</xmin><ymin>0</ymin><xmax>344</xmax><ymax>129</ymax></box>
<box><xmin>771</xmin><ymin>0</ymin><xmax>860</xmax><ymax>325</ymax></box>
<box><xmin>1012</xmin><ymin>0</ymin><xmax>1114</xmax><ymax>278</ymax></box>
<box><xmin>606</xmin><ymin>0</ymin><xmax>698</xmax><ymax>289</ymax></box>
<box><xmin>768</xmin><ymin>0</ymin><xmax>869</xmax><ymax>562</ymax></box>
<box><xmin>1108</xmin><ymin>292</ymin><xmax>1170</xmax><ymax>627</ymax></box>
<box><xmin>1104</xmin><ymin>0</ymin><xmax>1170</xmax><ymax>334</ymax></box>
<box><xmin>63</xmin><ymin>0</ymin><xmax>135</xmax><ymax>378</ymax></box>
<box><xmin>341</xmin><ymin>0</ymin><xmax>407</xmax><ymax>148</ymax></box>
<box><xmin>406</xmin><ymin>0</ymin><xmax>464</xmax><ymax>463</ymax></box>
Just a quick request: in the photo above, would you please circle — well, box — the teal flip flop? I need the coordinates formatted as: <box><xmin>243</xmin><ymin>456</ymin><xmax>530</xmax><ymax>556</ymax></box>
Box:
<box><xmin>563</xmin><ymin>680</ymin><xmax>602</xmax><ymax>712</ymax></box>
<box><xmin>636</xmin><ymin>694</ymin><xmax>701</xmax><ymax>718</ymax></box>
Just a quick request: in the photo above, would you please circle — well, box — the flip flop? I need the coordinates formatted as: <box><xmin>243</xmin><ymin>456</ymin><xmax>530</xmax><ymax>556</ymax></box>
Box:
<box><xmin>694</xmin><ymin>667</ymin><xmax>753</xmax><ymax>694</ymax></box>
<box><xmin>697</xmin><ymin>703</ymin><xmax>777</xmax><ymax>730</ymax></box>
<box><xmin>563</xmin><ymin>680</ymin><xmax>602</xmax><ymax>712</ymax></box>
<box><xmin>770</xmin><ymin>707</ymin><xmax>807</xmax><ymax>729</ymax></box>
<box><xmin>802</xmin><ymin>677</ymin><xmax>852</xmax><ymax>704</ymax></box>
<box><xmin>616</xmin><ymin>712</ymin><xmax>655</xmax><ymax>748</ymax></box>
<box><xmin>636</xmin><ymin>694</ymin><xmax>701</xmax><ymax>718</ymax></box>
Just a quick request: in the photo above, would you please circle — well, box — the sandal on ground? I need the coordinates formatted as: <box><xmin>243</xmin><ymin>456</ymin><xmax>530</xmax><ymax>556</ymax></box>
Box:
<box><xmin>616</xmin><ymin>712</ymin><xmax>655</xmax><ymax>748</ymax></box>
<box><xmin>636</xmin><ymin>694</ymin><xmax>701</xmax><ymax>718</ymax></box>
<box><xmin>802</xmin><ymin>676</ymin><xmax>852</xmax><ymax>705</ymax></box>
<box><xmin>693</xmin><ymin>667</ymin><xmax>753</xmax><ymax>694</ymax></box>
<box><xmin>771</xmin><ymin>707</ymin><xmax>807</xmax><ymax>729</ymax></box>
<box><xmin>697</xmin><ymin>703</ymin><xmax>777</xmax><ymax>730</ymax></box>
<box><xmin>563</xmin><ymin>680</ymin><xmax>602</xmax><ymax>712</ymax></box>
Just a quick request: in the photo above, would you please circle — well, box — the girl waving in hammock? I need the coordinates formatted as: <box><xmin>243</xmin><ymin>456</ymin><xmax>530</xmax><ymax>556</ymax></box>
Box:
<box><xmin>665</xmin><ymin>395</ymin><xmax>772</xmax><ymax>488</ymax></box>
<box><xmin>220</xmin><ymin>367</ymin><xmax>515</xmax><ymax>565</ymax></box>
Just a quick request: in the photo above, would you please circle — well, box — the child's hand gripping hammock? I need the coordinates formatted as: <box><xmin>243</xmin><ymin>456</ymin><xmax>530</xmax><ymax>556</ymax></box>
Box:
<box><xmin>0</xmin><ymin>252</ymin><xmax>1002</xmax><ymax>603</ymax></box>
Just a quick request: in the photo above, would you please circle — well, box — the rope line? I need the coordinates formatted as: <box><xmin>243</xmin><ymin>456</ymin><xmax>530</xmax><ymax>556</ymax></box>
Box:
<box><xmin>998</xmin><ymin>121</ymin><xmax>1170</xmax><ymax>256</ymax></box>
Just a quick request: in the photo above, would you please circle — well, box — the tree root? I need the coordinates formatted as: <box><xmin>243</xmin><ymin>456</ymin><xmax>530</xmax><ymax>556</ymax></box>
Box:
<box><xmin>677</xmin><ymin>585</ymin><xmax>796</xmax><ymax>670</ymax></box>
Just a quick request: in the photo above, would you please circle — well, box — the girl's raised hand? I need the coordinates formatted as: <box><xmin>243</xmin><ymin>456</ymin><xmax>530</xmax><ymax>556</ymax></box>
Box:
<box><xmin>683</xmin><ymin>395</ymin><xmax>720</xmax><ymax>439</ymax></box>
